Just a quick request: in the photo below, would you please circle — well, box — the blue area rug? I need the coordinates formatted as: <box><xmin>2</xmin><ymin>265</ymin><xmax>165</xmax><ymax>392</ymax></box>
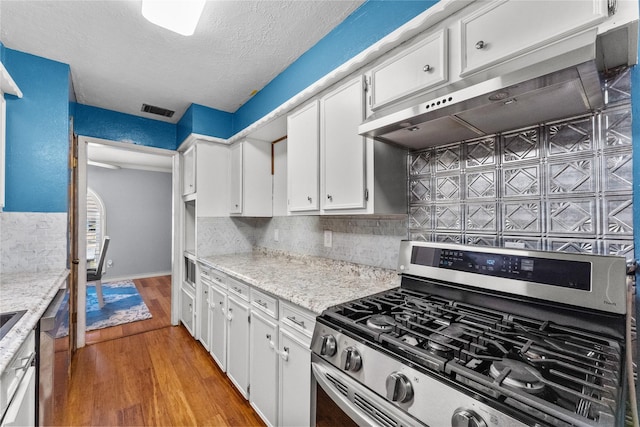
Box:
<box><xmin>86</xmin><ymin>280</ymin><xmax>152</xmax><ymax>331</ymax></box>
<box><xmin>55</xmin><ymin>280</ymin><xmax>152</xmax><ymax>338</ymax></box>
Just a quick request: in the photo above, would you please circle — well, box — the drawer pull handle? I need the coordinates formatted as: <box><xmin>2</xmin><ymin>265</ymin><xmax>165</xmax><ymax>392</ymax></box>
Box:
<box><xmin>233</xmin><ymin>287</ymin><xmax>242</xmax><ymax>293</ymax></box>
<box><xmin>256</xmin><ymin>300</ymin><xmax>268</xmax><ymax>308</ymax></box>
<box><xmin>475</xmin><ymin>40</ymin><xmax>485</xmax><ymax>50</ymax></box>
<box><xmin>286</xmin><ymin>316</ymin><xmax>306</xmax><ymax>328</ymax></box>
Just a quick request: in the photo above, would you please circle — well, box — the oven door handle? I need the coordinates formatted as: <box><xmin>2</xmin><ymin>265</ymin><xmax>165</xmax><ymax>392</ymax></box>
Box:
<box><xmin>312</xmin><ymin>359</ymin><xmax>424</xmax><ymax>427</ymax></box>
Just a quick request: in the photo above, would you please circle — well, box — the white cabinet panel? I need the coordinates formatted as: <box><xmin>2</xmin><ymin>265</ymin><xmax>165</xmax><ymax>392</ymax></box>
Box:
<box><xmin>229</xmin><ymin>141</ymin><xmax>243</xmax><ymax>214</ymax></box>
<box><xmin>249</xmin><ymin>310</ymin><xmax>279</xmax><ymax>427</ymax></box>
<box><xmin>209</xmin><ymin>283</ymin><xmax>227</xmax><ymax>371</ymax></box>
<box><xmin>180</xmin><ymin>285</ymin><xmax>195</xmax><ymax>336</ymax></box>
<box><xmin>197</xmin><ymin>276</ymin><xmax>210</xmax><ymax>351</ymax></box>
<box><xmin>460</xmin><ymin>0</ymin><xmax>608</xmax><ymax>76</ymax></box>
<box><xmin>226</xmin><ymin>294</ymin><xmax>250</xmax><ymax>398</ymax></box>
<box><xmin>287</xmin><ymin>101</ymin><xmax>320</xmax><ymax>212</ymax></box>
<box><xmin>278</xmin><ymin>328</ymin><xmax>312</xmax><ymax>427</ymax></box>
<box><xmin>229</xmin><ymin>139</ymin><xmax>272</xmax><ymax>217</ymax></box>
<box><xmin>182</xmin><ymin>144</ymin><xmax>196</xmax><ymax>196</ymax></box>
<box><xmin>371</xmin><ymin>28</ymin><xmax>448</xmax><ymax>110</ymax></box>
<box><xmin>321</xmin><ymin>76</ymin><xmax>366</xmax><ymax>211</ymax></box>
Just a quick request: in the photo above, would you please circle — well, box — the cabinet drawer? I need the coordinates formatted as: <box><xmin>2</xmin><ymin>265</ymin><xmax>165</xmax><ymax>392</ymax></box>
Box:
<box><xmin>280</xmin><ymin>302</ymin><xmax>316</xmax><ymax>338</ymax></box>
<box><xmin>1</xmin><ymin>330</ymin><xmax>35</xmax><ymax>417</ymax></box>
<box><xmin>251</xmin><ymin>288</ymin><xmax>278</xmax><ymax>319</ymax></box>
<box><xmin>460</xmin><ymin>0</ymin><xmax>607</xmax><ymax>76</ymax></box>
<box><xmin>371</xmin><ymin>28</ymin><xmax>448</xmax><ymax>110</ymax></box>
<box><xmin>228</xmin><ymin>278</ymin><xmax>250</xmax><ymax>301</ymax></box>
<box><xmin>199</xmin><ymin>264</ymin><xmax>227</xmax><ymax>289</ymax></box>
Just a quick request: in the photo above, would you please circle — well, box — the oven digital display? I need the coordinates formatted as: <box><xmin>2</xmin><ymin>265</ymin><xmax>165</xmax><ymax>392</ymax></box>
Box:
<box><xmin>411</xmin><ymin>247</ymin><xmax>591</xmax><ymax>291</ymax></box>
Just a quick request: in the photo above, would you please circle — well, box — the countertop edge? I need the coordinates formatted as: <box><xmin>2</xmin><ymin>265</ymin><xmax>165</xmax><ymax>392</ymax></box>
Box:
<box><xmin>0</xmin><ymin>269</ymin><xmax>70</xmax><ymax>373</ymax></box>
<box><xmin>197</xmin><ymin>254</ymin><xmax>400</xmax><ymax>314</ymax></box>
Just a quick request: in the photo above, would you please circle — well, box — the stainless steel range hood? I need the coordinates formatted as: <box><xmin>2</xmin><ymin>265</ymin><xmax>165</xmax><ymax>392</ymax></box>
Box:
<box><xmin>359</xmin><ymin>26</ymin><xmax>634</xmax><ymax>150</ymax></box>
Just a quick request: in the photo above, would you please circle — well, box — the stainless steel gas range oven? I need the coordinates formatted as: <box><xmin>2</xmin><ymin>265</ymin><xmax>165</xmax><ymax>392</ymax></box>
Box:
<box><xmin>311</xmin><ymin>241</ymin><xmax>631</xmax><ymax>427</ymax></box>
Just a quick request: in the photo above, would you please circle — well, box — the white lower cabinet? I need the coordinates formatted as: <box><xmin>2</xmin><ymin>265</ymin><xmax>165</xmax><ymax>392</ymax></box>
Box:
<box><xmin>278</xmin><ymin>327</ymin><xmax>312</xmax><ymax>427</ymax></box>
<box><xmin>249</xmin><ymin>309</ymin><xmax>279</xmax><ymax>427</ymax></box>
<box><xmin>197</xmin><ymin>277</ymin><xmax>211</xmax><ymax>351</ymax></box>
<box><xmin>209</xmin><ymin>283</ymin><xmax>227</xmax><ymax>371</ymax></box>
<box><xmin>180</xmin><ymin>285</ymin><xmax>195</xmax><ymax>335</ymax></box>
<box><xmin>226</xmin><ymin>294</ymin><xmax>250</xmax><ymax>398</ymax></box>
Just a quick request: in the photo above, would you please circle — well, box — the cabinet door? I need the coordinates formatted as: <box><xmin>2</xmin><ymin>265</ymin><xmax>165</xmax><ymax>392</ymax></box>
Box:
<box><xmin>198</xmin><ymin>279</ymin><xmax>210</xmax><ymax>350</ymax></box>
<box><xmin>278</xmin><ymin>328</ymin><xmax>312</xmax><ymax>427</ymax></box>
<box><xmin>322</xmin><ymin>76</ymin><xmax>366</xmax><ymax>211</ymax></box>
<box><xmin>1</xmin><ymin>366</ymin><xmax>36</xmax><ymax>427</ymax></box>
<box><xmin>182</xmin><ymin>145</ymin><xmax>196</xmax><ymax>196</ymax></box>
<box><xmin>371</xmin><ymin>28</ymin><xmax>448</xmax><ymax>110</ymax></box>
<box><xmin>460</xmin><ymin>0</ymin><xmax>607</xmax><ymax>76</ymax></box>
<box><xmin>249</xmin><ymin>311</ymin><xmax>279</xmax><ymax>427</ymax></box>
<box><xmin>287</xmin><ymin>101</ymin><xmax>320</xmax><ymax>212</ymax></box>
<box><xmin>226</xmin><ymin>295</ymin><xmax>250</xmax><ymax>398</ymax></box>
<box><xmin>209</xmin><ymin>284</ymin><xmax>227</xmax><ymax>371</ymax></box>
<box><xmin>229</xmin><ymin>142</ymin><xmax>243</xmax><ymax>214</ymax></box>
<box><xmin>180</xmin><ymin>286</ymin><xmax>195</xmax><ymax>336</ymax></box>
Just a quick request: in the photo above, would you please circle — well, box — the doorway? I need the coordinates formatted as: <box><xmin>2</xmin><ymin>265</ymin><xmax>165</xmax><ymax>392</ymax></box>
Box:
<box><xmin>75</xmin><ymin>136</ymin><xmax>179</xmax><ymax>348</ymax></box>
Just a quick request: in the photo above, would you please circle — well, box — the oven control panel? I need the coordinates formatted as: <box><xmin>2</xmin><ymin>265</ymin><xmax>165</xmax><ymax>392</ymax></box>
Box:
<box><xmin>411</xmin><ymin>246</ymin><xmax>591</xmax><ymax>290</ymax></box>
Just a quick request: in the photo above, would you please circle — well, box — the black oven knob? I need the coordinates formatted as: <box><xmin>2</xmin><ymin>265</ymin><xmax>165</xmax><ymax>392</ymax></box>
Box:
<box><xmin>451</xmin><ymin>409</ymin><xmax>487</xmax><ymax>427</ymax></box>
<box><xmin>320</xmin><ymin>335</ymin><xmax>337</xmax><ymax>357</ymax></box>
<box><xmin>385</xmin><ymin>372</ymin><xmax>413</xmax><ymax>403</ymax></box>
<box><xmin>340</xmin><ymin>347</ymin><xmax>362</xmax><ymax>372</ymax></box>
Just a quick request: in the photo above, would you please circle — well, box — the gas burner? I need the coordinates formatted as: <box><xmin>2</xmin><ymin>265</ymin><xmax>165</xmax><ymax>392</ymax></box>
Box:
<box><xmin>366</xmin><ymin>315</ymin><xmax>396</xmax><ymax>332</ymax></box>
<box><xmin>489</xmin><ymin>359</ymin><xmax>545</xmax><ymax>394</ymax></box>
<box><xmin>427</xmin><ymin>323</ymin><xmax>466</xmax><ymax>353</ymax></box>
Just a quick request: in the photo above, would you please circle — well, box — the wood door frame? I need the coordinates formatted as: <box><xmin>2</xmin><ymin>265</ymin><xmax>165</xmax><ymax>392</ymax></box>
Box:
<box><xmin>75</xmin><ymin>135</ymin><xmax>180</xmax><ymax>348</ymax></box>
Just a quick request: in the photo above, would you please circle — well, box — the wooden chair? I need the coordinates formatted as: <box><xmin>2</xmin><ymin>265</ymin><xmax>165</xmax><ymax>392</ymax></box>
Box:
<box><xmin>87</xmin><ymin>236</ymin><xmax>110</xmax><ymax>308</ymax></box>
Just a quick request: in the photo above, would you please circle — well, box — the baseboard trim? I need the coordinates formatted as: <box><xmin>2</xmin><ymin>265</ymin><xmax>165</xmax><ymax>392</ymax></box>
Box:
<box><xmin>102</xmin><ymin>271</ymin><xmax>172</xmax><ymax>283</ymax></box>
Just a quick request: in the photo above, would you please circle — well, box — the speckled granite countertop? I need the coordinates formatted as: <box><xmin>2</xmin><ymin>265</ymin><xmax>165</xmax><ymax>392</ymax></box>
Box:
<box><xmin>199</xmin><ymin>249</ymin><xmax>400</xmax><ymax>314</ymax></box>
<box><xmin>0</xmin><ymin>269</ymin><xmax>69</xmax><ymax>373</ymax></box>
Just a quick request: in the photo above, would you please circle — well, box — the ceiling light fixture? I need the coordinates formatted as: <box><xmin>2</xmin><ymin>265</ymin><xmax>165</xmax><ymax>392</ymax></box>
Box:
<box><xmin>141</xmin><ymin>0</ymin><xmax>205</xmax><ymax>36</ymax></box>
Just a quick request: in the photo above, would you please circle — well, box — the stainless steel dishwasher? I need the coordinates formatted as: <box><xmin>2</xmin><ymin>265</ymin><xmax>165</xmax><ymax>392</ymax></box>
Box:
<box><xmin>37</xmin><ymin>284</ymin><xmax>69</xmax><ymax>426</ymax></box>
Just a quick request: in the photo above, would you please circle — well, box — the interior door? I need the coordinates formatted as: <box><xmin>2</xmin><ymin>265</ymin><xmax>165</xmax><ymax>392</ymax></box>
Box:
<box><xmin>67</xmin><ymin>123</ymin><xmax>78</xmax><ymax>363</ymax></box>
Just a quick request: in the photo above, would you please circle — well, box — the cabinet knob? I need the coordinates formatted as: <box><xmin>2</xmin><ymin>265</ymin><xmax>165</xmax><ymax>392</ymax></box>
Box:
<box><xmin>307</xmin><ymin>196</ymin><xmax>312</xmax><ymax>203</ymax></box>
<box><xmin>475</xmin><ymin>40</ymin><xmax>486</xmax><ymax>50</ymax></box>
<box><xmin>327</xmin><ymin>194</ymin><xmax>333</xmax><ymax>201</ymax></box>
<box><xmin>423</xmin><ymin>64</ymin><xmax>432</xmax><ymax>72</ymax></box>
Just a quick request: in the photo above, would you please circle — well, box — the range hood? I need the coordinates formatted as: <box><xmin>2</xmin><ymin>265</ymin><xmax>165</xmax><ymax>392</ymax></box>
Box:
<box><xmin>359</xmin><ymin>26</ymin><xmax>635</xmax><ymax>150</ymax></box>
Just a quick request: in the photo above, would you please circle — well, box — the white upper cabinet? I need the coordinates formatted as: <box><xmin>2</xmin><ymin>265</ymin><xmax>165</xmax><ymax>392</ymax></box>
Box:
<box><xmin>286</xmin><ymin>76</ymin><xmax>407</xmax><ymax>216</ymax></box>
<box><xmin>460</xmin><ymin>0</ymin><xmax>608</xmax><ymax>76</ymax></box>
<box><xmin>370</xmin><ymin>28</ymin><xmax>448</xmax><ymax>110</ymax></box>
<box><xmin>229</xmin><ymin>141</ymin><xmax>243</xmax><ymax>214</ymax></box>
<box><xmin>321</xmin><ymin>76</ymin><xmax>367</xmax><ymax>211</ymax></box>
<box><xmin>229</xmin><ymin>139</ymin><xmax>272</xmax><ymax>217</ymax></box>
<box><xmin>286</xmin><ymin>101</ymin><xmax>320</xmax><ymax>212</ymax></box>
<box><xmin>182</xmin><ymin>144</ymin><xmax>196</xmax><ymax>196</ymax></box>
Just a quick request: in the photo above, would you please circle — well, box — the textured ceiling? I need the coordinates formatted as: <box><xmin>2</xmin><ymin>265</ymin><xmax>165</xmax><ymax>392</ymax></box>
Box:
<box><xmin>0</xmin><ymin>0</ymin><xmax>364</xmax><ymax>123</ymax></box>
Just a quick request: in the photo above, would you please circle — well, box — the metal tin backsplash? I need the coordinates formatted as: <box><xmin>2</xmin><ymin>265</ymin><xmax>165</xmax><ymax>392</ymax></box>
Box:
<box><xmin>408</xmin><ymin>67</ymin><xmax>634</xmax><ymax>261</ymax></box>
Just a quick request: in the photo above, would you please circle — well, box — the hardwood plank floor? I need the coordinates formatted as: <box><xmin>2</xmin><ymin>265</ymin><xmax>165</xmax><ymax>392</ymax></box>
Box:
<box><xmin>56</xmin><ymin>274</ymin><xmax>264</xmax><ymax>426</ymax></box>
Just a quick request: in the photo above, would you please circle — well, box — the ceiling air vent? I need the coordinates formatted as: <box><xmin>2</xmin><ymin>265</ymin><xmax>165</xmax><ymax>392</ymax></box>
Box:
<box><xmin>141</xmin><ymin>103</ymin><xmax>174</xmax><ymax>118</ymax></box>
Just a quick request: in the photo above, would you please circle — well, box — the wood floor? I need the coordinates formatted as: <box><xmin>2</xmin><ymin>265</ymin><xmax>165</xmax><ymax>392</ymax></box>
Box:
<box><xmin>55</xmin><ymin>275</ymin><xmax>265</xmax><ymax>426</ymax></box>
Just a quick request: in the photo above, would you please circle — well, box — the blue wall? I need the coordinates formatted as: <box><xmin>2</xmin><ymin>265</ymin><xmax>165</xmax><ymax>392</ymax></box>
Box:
<box><xmin>4</xmin><ymin>49</ymin><xmax>69</xmax><ymax>212</ymax></box>
<box><xmin>233</xmin><ymin>0</ymin><xmax>437</xmax><ymax>132</ymax></box>
<box><xmin>177</xmin><ymin>103</ymin><xmax>234</xmax><ymax>144</ymax></box>
<box><xmin>73</xmin><ymin>103</ymin><xmax>177</xmax><ymax>150</ymax></box>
